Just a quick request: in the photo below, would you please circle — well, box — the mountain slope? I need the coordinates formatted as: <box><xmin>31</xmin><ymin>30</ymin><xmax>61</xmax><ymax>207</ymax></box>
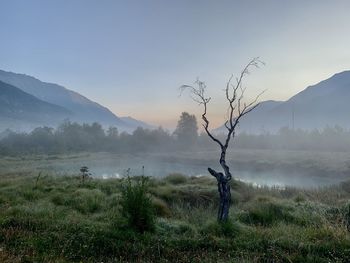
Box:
<box><xmin>271</xmin><ymin>71</ymin><xmax>350</xmax><ymax>130</ymax></box>
<box><xmin>0</xmin><ymin>70</ymin><xmax>127</xmax><ymax>127</ymax></box>
<box><xmin>217</xmin><ymin>71</ymin><xmax>350</xmax><ymax>133</ymax></box>
<box><xmin>0</xmin><ymin>80</ymin><xmax>71</xmax><ymax>130</ymax></box>
<box><xmin>278</xmin><ymin>71</ymin><xmax>350</xmax><ymax>128</ymax></box>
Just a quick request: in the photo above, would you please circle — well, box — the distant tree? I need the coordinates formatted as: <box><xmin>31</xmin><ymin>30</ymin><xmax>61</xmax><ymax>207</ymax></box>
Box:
<box><xmin>80</xmin><ymin>166</ymin><xmax>90</xmax><ymax>184</ymax></box>
<box><xmin>84</xmin><ymin>122</ymin><xmax>105</xmax><ymax>140</ymax></box>
<box><xmin>105</xmin><ymin>126</ymin><xmax>120</xmax><ymax>151</ymax></box>
<box><xmin>180</xmin><ymin>58</ymin><xmax>264</xmax><ymax>222</ymax></box>
<box><xmin>56</xmin><ymin>121</ymin><xmax>86</xmax><ymax>151</ymax></box>
<box><xmin>150</xmin><ymin>127</ymin><xmax>174</xmax><ymax>151</ymax></box>
<box><xmin>30</xmin><ymin>127</ymin><xmax>55</xmax><ymax>153</ymax></box>
<box><xmin>107</xmin><ymin>126</ymin><xmax>119</xmax><ymax>139</ymax></box>
<box><xmin>173</xmin><ymin>112</ymin><xmax>198</xmax><ymax>148</ymax></box>
<box><xmin>131</xmin><ymin>127</ymin><xmax>151</xmax><ymax>152</ymax></box>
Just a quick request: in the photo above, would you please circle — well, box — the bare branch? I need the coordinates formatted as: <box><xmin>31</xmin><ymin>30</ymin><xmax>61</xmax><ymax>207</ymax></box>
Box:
<box><xmin>180</xmin><ymin>57</ymin><xmax>264</xmax><ymax>181</ymax></box>
<box><xmin>224</xmin><ymin>121</ymin><xmax>230</xmax><ymax>131</ymax></box>
<box><xmin>179</xmin><ymin>58</ymin><xmax>265</xmax><ymax>222</ymax></box>
<box><xmin>180</xmin><ymin>81</ymin><xmax>224</xmax><ymax>149</ymax></box>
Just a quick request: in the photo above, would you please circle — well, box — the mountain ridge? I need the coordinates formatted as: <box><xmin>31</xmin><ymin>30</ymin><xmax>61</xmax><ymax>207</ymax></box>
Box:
<box><xmin>0</xmin><ymin>69</ymin><xmax>126</xmax><ymax>127</ymax></box>
<box><xmin>216</xmin><ymin>70</ymin><xmax>350</xmax><ymax>133</ymax></box>
<box><xmin>0</xmin><ymin>70</ymin><xmax>153</xmax><ymax>132</ymax></box>
<box><xmin>0</xmin><ymin>80</ymin><xmax>71</xmax><ymax>131</ymax></box>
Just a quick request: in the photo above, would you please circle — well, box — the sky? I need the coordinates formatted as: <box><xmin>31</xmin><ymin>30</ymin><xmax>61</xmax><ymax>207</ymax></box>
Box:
<box><xmin>1</xmin><ymin>0</ymin><xmax>350</xmax><ymax>128</ymax></box>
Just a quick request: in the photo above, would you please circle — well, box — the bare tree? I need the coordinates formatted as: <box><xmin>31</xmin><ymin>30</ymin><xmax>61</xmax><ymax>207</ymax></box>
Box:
<box><xmin>180</xmin><ymin>58</ymin><xmax>264</xmax><ymax>221</ymax></box>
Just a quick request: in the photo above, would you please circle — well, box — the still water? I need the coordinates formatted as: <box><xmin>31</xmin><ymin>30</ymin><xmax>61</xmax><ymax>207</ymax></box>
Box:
<box><xmin>10</xmin><ymin>152</ymin><xmax>346</xmax><ymax>188</ymax></box>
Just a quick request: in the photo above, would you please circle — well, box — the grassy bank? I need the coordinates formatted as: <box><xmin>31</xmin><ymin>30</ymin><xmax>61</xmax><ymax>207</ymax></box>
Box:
<box><xmin>0</xmin><ymin>172</ymin><xmax>350</xmax><ymax>262</ymax></box>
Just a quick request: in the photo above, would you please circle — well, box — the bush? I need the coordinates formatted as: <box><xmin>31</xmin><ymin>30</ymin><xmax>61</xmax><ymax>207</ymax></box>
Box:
<box><xmin>69</xmin><ymin>189</ymin><xmax>106</xmax><ymax>214</ymax></box>
<box><xmin>294</xmin><ymin>194</ymin><xmax>306</xmax><ymax>203</ymax></box>
<box><xmin>344</xmin><ymin>202</ymin><xmax>350</xmax><ymax>230</ymax></box>
<box><xmin>120</xmin><ymin>176</ymin><xmax>155</xmax><ymax>233</ymax></box>
<box><xmin>164</xmin><ymin>173</ymin><xmax>188</xmax><ymax>185</ymax></box>
<box><xmin>201</xmin><ymin>219</ymin><xmax>241</xmax><ymax>237</ymax></box>
<box><xmin>157</xmin><ymin>218</ymin><xmax>195</xmax><ymax>235</ymax></box>
<box><xmin>152</xmin><ymin>197</ymin><xmax>171</xmax><ymax>217</ymax></box>
<box><xmin>239</xmin><ymin>198</ymin><xmax>296</xmax><ymax>226</ymax></box>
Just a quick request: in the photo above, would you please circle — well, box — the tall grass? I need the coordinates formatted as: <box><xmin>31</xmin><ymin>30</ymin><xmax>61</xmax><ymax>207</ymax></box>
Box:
<box><xmin>120</xmin><ymin>176</ymin><xmax>155</xmax><ymax>232</ymax></box>
<box><xmin>0</xmin><ymin>172</ymin><xmax>349</xmax><ymax>262</ymax></box>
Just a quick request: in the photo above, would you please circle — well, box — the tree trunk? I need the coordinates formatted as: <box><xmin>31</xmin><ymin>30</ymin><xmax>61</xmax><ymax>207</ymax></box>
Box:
<box><xmin>208</xmin><ymin>167</ymin><xmax>231</xmax><ymax>221</ymax></box>
<box><xmin>180</xmin><ymin>58</ymin><xmax>262</xmax><ymax>221</ymax></box>
<box><xmin>208</xmin><ymin>148</ymin><xmax>232</xmax><ymax>221</ymax></box>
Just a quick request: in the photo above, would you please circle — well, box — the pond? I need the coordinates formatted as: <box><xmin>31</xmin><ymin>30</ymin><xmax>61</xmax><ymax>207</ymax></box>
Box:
<box><xmin>3</xmin><ymin>151</ymin><xmax>348</xmax><ymax>188</ymax></box>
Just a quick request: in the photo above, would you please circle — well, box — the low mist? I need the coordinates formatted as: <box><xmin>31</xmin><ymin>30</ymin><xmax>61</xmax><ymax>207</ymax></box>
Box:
<box><xmin>1</xmin><ymin>118</ymin><xmax>350</xmax><ymax>189</ymax></box>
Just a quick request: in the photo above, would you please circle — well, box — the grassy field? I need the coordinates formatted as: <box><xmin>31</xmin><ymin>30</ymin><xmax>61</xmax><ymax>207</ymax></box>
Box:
<box><xmin>1</xmin><ymin>171</ymin><xmax>350</xmax><ymax>262</ymax></box>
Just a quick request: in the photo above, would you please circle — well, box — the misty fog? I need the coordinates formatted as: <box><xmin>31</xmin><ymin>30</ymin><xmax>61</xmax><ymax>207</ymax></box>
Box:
<box><xmin>1</xmin><ymin>118</ymin><xmax>350</xmax><ymax>188</ymax></box>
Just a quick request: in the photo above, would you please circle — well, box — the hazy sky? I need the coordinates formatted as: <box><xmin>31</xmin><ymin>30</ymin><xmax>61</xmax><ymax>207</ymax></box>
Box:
<box><xmin>1</xmin><ymin>0</ymin><xmax>350</xmax><ymax>128</ymax></box>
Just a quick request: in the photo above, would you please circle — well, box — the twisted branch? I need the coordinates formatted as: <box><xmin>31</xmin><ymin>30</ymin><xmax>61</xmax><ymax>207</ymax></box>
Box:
<box><xmin>180</xmin><ymin>57</ymin><xmax>264</xmax><ymax>181</ymax></box>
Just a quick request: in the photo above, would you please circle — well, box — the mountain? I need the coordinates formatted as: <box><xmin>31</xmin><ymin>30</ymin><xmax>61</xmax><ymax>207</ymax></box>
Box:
<box><xmin>0</xmin><ymin>80</ymin><xmax>71</xmax><ymax>131</ymax></box>
<box><xmin>278</xmin><ymin>71</ymin><xmax>350</xmax><ymax>128</ymax></box>
<box><xmin>216</xmin><ymin>71</ymin><xmax>350</xmax><ymax>134</ymax></box>
<box><xmin>0</xmin><ymin>70</ymin><xmax>130</xmax><ymax>127</ymax></box>
<box><xmin>0</xmin><ymin>70</ymin><xmax>152</xmax><ymax>131</ymax></box>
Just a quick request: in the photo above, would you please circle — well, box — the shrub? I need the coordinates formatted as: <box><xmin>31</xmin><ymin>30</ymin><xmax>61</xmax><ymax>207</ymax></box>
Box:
<box><xmin>164</xmin><ymin>173</ymin><xmax>188</xmax><ymax>185</ymax></box>
<box><xmin>201</xmin><ymin>219</ymin><xmax>241</xmax><ymax>237</ymax></box>
<box><xmin>157</xmin><ymin>218</ymin><xmax>195</xmax><ymax>235</ymax></box>
<box><xmin>51</xmin><ymin>193</ymin><xmax>68</xmax><ymax>206</ymax></box>
<box><xmin>152</xmin><ymin>197</ymin><xmax>171</xmax><ymax>217</ymax></box>
<box><xmin>294</xmin><ymin>194</ymin><xmax>306</xmax><ymax>203</ymax></box>
<box><xmin>120</xmin><ymin>176</ymin><xmax>155</xmax><ymax>233</ymax></box>
<box><xmin>150</xmin><ymin>185</ymin><xmax>174</xmax><ymax>202</ymax></box>
<box><xmin>239</xmin><ymin>198</ymin><xmax>296</xmax><ymax>226</ymax></box>
<box><xmin>344</xmin><ymin>202</ymin><xmax>350</xmax><ymax>230</ymax></box>
<box><xmin>61</xmin><ymin>189</ymin><xmax>106</xmax><ymax>214</ymax></box>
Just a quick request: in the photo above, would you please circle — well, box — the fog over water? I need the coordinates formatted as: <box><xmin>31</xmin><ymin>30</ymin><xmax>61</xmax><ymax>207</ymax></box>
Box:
<box><xmin>93</xmin><ymin>163</ymin><xmax>340</xmax><ymax>189</ymax></box>
<box><xmin>5</xmin><ymin>151</ymin><xmax>347</xmax><ymax>189</ymax></box>
<box><xmin>90</xmin><ymin>158</ymin><xmax>343</xmax><ymax>188</ymax></box>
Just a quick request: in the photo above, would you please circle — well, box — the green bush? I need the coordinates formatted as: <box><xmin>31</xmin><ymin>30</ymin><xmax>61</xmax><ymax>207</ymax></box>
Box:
<box><xmin>201</xmin><ymin>219</ymin><xmax>241</xmax><ymax>237</ymax></box>
<box><xmin>152</xmin><ymin>197</ymin><xmax>171</xmax><ymax>217</ymax></box>
<box><xmin>239</xmin><ymin>198</ymin><xmax>296</xmax><ymax>226</ymax></box>
<box><xmin>51</xmin><ymin>192</ymin><xmax>69</xmax><ymax>206</ymax></box>
<box><xmin>294</xmin><ymin>194</ymin><xmax>306</xmax><ymax>203</ymax></box>
<box><xmin>120</xmin><ymin>176</ymin><xmax>155</xmax><ymax>233</ymax></box>
<box><xmin>164</xmin><ymin>173</ymin><xmax>188</xmax><ymax>185</ymax></box>
<box><xmin>343</xmin><ymin>202</ymin><xmax>350</xmax><ymax>230</ymax></box>
<box><xmin>157</xmin><ymin>218</ymin><xmax>195</xmax><ymax>235</ymax></box>
<box><xmin>69</xmin><ymin>189</ymin><xmax>106</xmax><ymax>214</ymax></box>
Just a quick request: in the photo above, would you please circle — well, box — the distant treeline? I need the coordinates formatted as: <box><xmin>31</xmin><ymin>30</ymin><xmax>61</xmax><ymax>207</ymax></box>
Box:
<box><xmin>0</xmin><ymin>122</ymin><xmax>175</xmax><ymax>155</ymax></box>
<box><xmin>1</xmin><ymin>119</ymin><xmax>350</xmax><ymax>155</ymax></box>
<box><xmin>0</xmin><ymin>112</ymin><xmax>200</xmax><ymax>155</ymax></box>
<box><xmin>232</xmin><ymin>126</ymin><xmax>350</xmax><ymax>152</ymax></box>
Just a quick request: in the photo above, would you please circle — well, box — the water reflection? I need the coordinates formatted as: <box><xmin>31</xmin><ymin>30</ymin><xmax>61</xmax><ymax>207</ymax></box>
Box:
<box><xmin>90</xmin><ymin>162</ymin><xmax>340</xmax><ymax>188</ymax></box>
<box><xmin>16</xmin><ymin>153</ymin><xmax>345</xmax><ymax>189</ymax></box>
